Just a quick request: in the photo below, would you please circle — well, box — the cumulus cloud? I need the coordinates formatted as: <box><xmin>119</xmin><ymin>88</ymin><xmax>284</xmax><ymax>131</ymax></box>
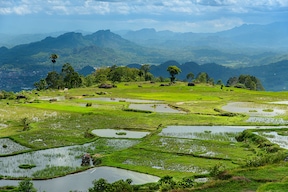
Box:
<box><xmin>0</xmin><ymin>0</ymin><xmax>286</xmax><ymax>33</ymax></box>
<box><xmin>1</xmin><ymin>0</ymin><xmax>287</xmax><ymax>15</ymax></box>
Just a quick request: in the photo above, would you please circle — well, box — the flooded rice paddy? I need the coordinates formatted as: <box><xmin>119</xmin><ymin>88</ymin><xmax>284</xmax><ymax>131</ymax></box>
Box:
<box><xmin>0</xmin><ymin>138</ymin><xmax>139</xmax><ymax>177</ymax></box>
<box><xmin>222</xmin><ymin>102</ymin><xmax>286</xmax><ymax>117</ymax></box>
<box><xmin>159</xmin><ymin>125</ymin><xmax>246</xmax><ymax>140</ymax></box>
<box><xmin>222</xmin><ymin>102</ymin><xmax>288</xmax><ymax>124</ymax></box>
<box><xmin>0</xmin><ymin>138</ymin><xmax>30</xmax><ymax>155</ymax></box>
<box><xmin>0</xmin><ymin>167</ymin><xmax>160</xmax><ymax>192</ymax></box>
<box><xmin>84</xmin><ymin>97</ymin><xmax>161</xmax><ymax>103</ymax></box>
<box><xmin>91</xmin><ymin>129</ymin><xmax>150</xmax><ymax>138</ymax></box>
<box><xmin>128</xmin><ymin>103</ymin><xmax>185</xmax><ymax>113</ymax></box>
<box><xmin>256</xmin><ymin>131</ymin><xmax>288</xmax><ymax>149</ymax></box>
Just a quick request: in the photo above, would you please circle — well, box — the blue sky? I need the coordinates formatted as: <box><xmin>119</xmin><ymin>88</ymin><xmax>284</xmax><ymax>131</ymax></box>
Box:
<box><xmin>0</xmin><ymin>0</ymin><xmax>287</xmax><ymax>34</ymax></box>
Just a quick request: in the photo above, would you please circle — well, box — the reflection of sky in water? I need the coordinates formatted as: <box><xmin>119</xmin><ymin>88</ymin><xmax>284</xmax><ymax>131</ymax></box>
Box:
<box><xmin>0</xmin><ymin>139</ymin><xmax>138</xmax><ymax>177</ymax></box>
<box><xmin>91</xmin><ymin>129</ymin><xmax>150</xmax><ymax>138</ymax></box>
<box><xmin>84</xmin><ymin>97</ymin><xmax>161</xmax><ymax>103</ymax></box>
<box><xmin>0</xmin><ymin>167</ymin><xmax>160</xmax><ymax>192</ymax></box>
<box><xmin>0</xmin><ymin>138</ymin><xmax>30</xmax><ymax>155</ymax></box>
<box><xmin>129</xmin><ymin>104</ymin><xmax>185</xmax><ymax>113</ymax></box>
<box><xmin>160</xmin><ymin>126</ymin><xmax>246</xmax><ymax>134</ymax></box>
<box><xmin>257</xmin><ymin>132</ymin><xmax>288</xmax><ymax>149</ymax></box>
<box><xmin>222</xmin><ymin>102</ymin><xmax>285</xmax><ymax>117</ymax></box>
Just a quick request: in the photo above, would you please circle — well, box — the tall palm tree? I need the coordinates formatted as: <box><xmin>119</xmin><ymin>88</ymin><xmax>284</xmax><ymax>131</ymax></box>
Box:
<box><xmin>50</xmin><ymin>53</ymin><xmax>58</xmax><ymax>71</ymax></box>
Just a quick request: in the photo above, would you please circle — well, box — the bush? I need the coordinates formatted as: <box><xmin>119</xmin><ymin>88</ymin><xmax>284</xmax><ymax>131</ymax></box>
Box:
<box><xmin>243</xmin><ymin>152</ymin><xmax>286</xmax><ymax>167</ymax></box>
<box><xmin>18</xmin><ymin>164</ymin><xmax>36</xmax><ymax>169</ymax></box>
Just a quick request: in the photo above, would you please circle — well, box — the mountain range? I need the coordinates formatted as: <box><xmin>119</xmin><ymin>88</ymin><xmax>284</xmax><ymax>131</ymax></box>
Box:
<box><xmin>0</xmin><ymin>22</ymin><xmax>288</xmax><ymax>92</ymax></box>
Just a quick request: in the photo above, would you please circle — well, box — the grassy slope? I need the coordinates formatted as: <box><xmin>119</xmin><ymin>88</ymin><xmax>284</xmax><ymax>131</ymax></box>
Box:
<box><xmin>1</xmin><ymin>82</ymin><xmax>288</xmax><ymax>191</ymax></box>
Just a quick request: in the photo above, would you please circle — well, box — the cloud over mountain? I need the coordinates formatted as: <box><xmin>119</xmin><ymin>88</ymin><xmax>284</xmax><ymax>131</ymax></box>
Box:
<box><xmin>0</xmin><ymin>0</ymin><xmax>287</xmax><ymax>33</ymax></box>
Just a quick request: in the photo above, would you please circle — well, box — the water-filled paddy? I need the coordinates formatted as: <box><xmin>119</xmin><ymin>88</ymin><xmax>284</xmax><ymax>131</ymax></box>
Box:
<box><xmin>128</xmin><ymin>103</ymin><xmax>185</xmax><ymax>113</ymax></box>
<box><xmin>39</xmin><ymin>96</ymin><xmax>66</xmax><ymax>101</ymax></box>
<box><xmin>0</xmin><ymin>166</ymin><xmax>160</xmax><ymax>192</ymax></box>
<box><xmin>84</xmin><ymin>97</ymin><xmax>161</xmax><ymax>103</ymax></box>
<box><xmin>159</xmin><ymin>125</ymin><xmax>247</xmax><ymax>139</ymax></box>
<box><xmin>0</xmin><ymin>138</ymin><xmax>139</xmax><ymax>177</ymax></box>
<box><xmin>0</xmin><ymin>138</ymin><xmax>30</xmax><ymax>155</ymax></box>
<box><xmin>256</xmin><ymin>131</ymin><xmax>288</xmax><ymax>149</ymax></box>
<box><xmin>222</xmin><ymin>102</ymin><xmax>286</xmax><ymax>117</ymax></box>
<box><xmin>91</xmin><ymin>129</ymin><xmax>150</xmax><ymax>138</ymax></box>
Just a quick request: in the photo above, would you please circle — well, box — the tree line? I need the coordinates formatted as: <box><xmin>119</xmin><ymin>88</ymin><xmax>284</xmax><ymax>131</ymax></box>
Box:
<box><xmin>33</xmin><ymin>54</ymin><xmax>264</xmax><ymax>91</ymax></box>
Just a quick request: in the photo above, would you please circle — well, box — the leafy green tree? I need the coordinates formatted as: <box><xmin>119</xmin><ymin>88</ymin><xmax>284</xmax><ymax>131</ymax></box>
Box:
<box><xmin>216</xmin><ymin>79</ymin><xmax>223</xmax><ymax>85</ymax></box>
<box><xmin>84</xmin><ymin>74</ymin><xmax>96</xmax><ymax>87</ymax></box>
<box><xmin>110</xmin><ymin>179</ymin><xmax>133</xmax><ymax>192</ymax></box>
<box><xmin>226</xmin><ymin>75</ymin><xmax>264</xmax><ymax>91</ymax></box>
<box><xmin>45</xmin><ymin>71</ymin><xmax>63</xmax><ymax>89</ymax></box>
<box><xmin>186</xmin><ymin>72</ymin><xmax>194</xmax><ymax>82</ymax></box>
<box><xmin>34</xmin><ymin>79</ymin><xmax>47</xmax><ymax>91</ymax></box>
<box><xmin>18</xmin><ymin>178</ymin><xmax>36</xmax><ymax>192</ymax></box>
<box><xmin>195</xmin><ymin>72</ymin><xmax>209</xmax><ymax>83</ymax></box>
<box><xmin>89</xmin><ymin>178</ymin><xmax>133</xmax><ymax>192</ymax></box>
<box><xmin>89</xmin><ymin>178</ymin><xmax>111</xmax><ymax>192</ymax></box>
<box><xmin>61</xmin><ymin>63</ymin><xmax>82</xmax><ymax>88</ymax></box>
<box><xmin>167</xmin><ymin>65</ymin><xmax>181</xmax><ymax>83</ymax></box>
<box><xmin>140</xmin><ymin>64</ymin><xmax>151</xmax><ymax>81</ymax></box>
<box><xmin>94</xmin><ymin>68</ymin><xmax>110</xmax><ymax>84</ymax></box>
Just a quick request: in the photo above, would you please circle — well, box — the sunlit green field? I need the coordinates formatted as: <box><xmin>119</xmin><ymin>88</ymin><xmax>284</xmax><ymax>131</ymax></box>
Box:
<box><xmin>1</xmin><ymin>82</ymin><xmax>288</xmax><ymax>191</ymax></box>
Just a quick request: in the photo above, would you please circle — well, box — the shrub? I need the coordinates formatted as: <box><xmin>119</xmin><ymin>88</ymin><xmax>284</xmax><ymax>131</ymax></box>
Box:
<box><xmin>18</xmin><ymin>164</ymin><xmax>36</xmax><ymax>169</ymax></box>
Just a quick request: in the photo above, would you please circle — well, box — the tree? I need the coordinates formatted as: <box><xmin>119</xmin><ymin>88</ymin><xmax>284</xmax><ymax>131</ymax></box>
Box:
<box><xmin>186</xmin><ymin>72</ymin><xmax>194</xmax><ymax>82</ymax></box>
<box><xmin>18</xmin><ymin>178</ymin><xmax>37</xmax><ymax>192</ymax></box>
<box><xmin>89</xmin><ymin>178</ymin><xmax>133</xmax><ymax>192</ymax></box>
<box><xmin>216</xmin><ymin>79</ymin><xmax>223</xmax><ymax>85</ymax></box>
<box><xmin>89</xmin><ymin>178</ymin><xmax>111</xmax><ymax>192</ymax></box>
<box><xmin>34</xmin><ymin>79</ymin><xmax>47</xmax><ymax>91</ymax></box>
<box><xmin>61</xmin><ymin>63</ymin><xmax>82</xmax><ymax>88</ymax></box>
<box><xmin>45</xmin><ymin>71</ymin><xmax>63</xmax><ymax>89</ymax></box>
<box><xmin>50</xmin><ymin>53</ymin><xmax>58</xmax><ymax>71</ymax></box>
<box><xmin>167</xmin><ymin>65</ymin><xmax>181</xmax><ymax>83</ymax></box>
<box><xmin>140</xmin><ymin>64</ymin><xmax>150</xmax><ymax>81</ymax></box>
<box><xmin>84</xmin><ymin>74</ymin><xmax>96</xmax><ymax>87</ymax></box>
<box><xmin>195</xmin><ymin>72</ymin><xmax>209</xmax><ymax>83</ymax></box>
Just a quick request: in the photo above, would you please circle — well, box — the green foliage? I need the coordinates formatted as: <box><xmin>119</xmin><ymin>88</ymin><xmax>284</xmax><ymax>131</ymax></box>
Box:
<box><xmin>140</xmin><ymin>64</ymin><xmax>151</xmax><ymax>81</ymax></box>
<box><xmin>243</xmin><ymin>152</ymin><xmax>286</xmax><ymax>167</ymax></box>
<box><xmin>18</xmin><ymin>164</ymin><xmax>36</xmax><ymax>169</ymax></box>
<box><xmin>226</xmin><ymin>75</ymin><xmax>264</xmax><ymax>91</ymax></box>
<box><xmin>88</xmin><ymin>178</ymin><xmax>133</xmax><ymax>192</ymax></box>
<box><xmin>22</xmin><ymin>117</ymin><xmax>30</xmax><ymax>131</ymax></box>
<box><xmin>209</xmin><ymin>163</ymin><xmax>226</xmax><ymax>177</ymax></box>
<box><xmin>33</xmin><ymin>79</ymin><xmax>47</xmax><ymax>91</ymax></box>
<box><xmin>45</xmin><ymin>71</ymin><xmax>63</xmax><ymax>89</ymax></box>
<box><xmin>167</xmin><ymin>65</ymin><xmax>181</xmax><ymax>82</ymax></box>
<box><xmin>17</xmin><ymin>179</ymin><xmax>37</xmax><ymax>192</ymax></box>
<box><xmin>61</xmin><ymin>63</ymin><xmax>83</xmax><ymax>88</ymax></box>
<box><xmin>257</xmin><ymin>182</ymin><xmax>288</xmax><ymax>192</ymax></box>
<box><xmin>0</xmin><ymin>91</ymin><xmax>16</xmax><ymax>100</ymax></box>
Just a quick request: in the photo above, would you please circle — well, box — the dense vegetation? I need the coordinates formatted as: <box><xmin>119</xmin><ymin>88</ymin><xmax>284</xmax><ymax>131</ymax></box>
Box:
<box><xmin>33</xmin><ymin>60</ymin><xmax>265</xmax><ymax>92</ymax></box>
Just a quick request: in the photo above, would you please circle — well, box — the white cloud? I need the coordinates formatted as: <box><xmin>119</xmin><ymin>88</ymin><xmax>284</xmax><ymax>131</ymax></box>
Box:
<box><xmin>1</xmin><ymin>0</ymin><xmax>287</xmax><ymax>15</ymax></box>
<box><xmin>0</xmin><ymin>0</ymin><xmax>286</xmax><ymax>33</ymax></box>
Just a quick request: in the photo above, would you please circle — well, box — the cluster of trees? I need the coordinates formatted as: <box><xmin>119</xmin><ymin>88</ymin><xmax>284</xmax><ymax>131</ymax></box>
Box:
<box><xmin>34</xmin><ymin>63</ymin><xmax>83</xmax><ymax>90</ymax></box>
<box><xmin>33</xmin><ymin>54</ymin><xmax>264</xmax><ymax>91</ymax></box>
<box><xmin>88</xmin><ymin>176</ymin><xmax>194</xmax><ymax>192</ymax></box>
<box><xmin>226</xmin><ymin>75</ymin><xmax>264</xmax><ymax>91</ymax></box>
